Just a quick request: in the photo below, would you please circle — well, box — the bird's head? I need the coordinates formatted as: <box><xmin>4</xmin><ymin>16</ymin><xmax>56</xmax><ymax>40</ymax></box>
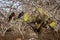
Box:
<box><xmin>11</xmin><ymin>12</ymin><xmax>16</xmax><ymax>17</ymax></box>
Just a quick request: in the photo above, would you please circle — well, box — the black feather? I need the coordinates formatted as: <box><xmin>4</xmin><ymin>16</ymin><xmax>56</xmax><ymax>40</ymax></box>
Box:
<box><xmin>8</xmin><ymin>12</ymin><xmax>15</xmax><ymax>22</ymax></box>
<box><xmin>18</xmin><ymin>12</ymin><xmax>24</xmax><ymax>18</ymax></box>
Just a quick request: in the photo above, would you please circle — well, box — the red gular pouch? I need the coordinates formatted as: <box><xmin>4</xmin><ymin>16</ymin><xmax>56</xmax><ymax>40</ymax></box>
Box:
<box><xmin>13</xmin><ymin>13</ymin><xmax>16</xmax><ymax>17</ymax></box>
<box><xmin>13</xmin><ymin>13</ymin><xmax>16</xmax><ymax>20</ymax></box>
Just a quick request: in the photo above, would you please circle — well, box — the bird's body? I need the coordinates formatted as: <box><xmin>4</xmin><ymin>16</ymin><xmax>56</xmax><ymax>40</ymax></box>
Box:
<box><xmin>8</xmin><ymin>12</ymin><xmax>16</xmax><ymax>22</ymax></box>
<box><xmin>18</xmin><ymin>12</ymin><xmax>24</xmax><ymax>18</ymax></box>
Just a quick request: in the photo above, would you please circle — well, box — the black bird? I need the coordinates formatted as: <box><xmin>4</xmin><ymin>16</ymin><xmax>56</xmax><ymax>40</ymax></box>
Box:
<box><xmin>18</xmin><ymin>11</ymin><xmax>24</xmax><ymax>18</ymax></box>
<box><xmin>8</xmin><ymin>12</ymin><xmax>16</xmax><ymax>22</ymax></box>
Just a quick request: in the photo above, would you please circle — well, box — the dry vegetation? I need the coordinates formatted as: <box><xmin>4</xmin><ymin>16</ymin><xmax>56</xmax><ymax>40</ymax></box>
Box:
<box><xmin>0</xmin><ymin>0</ymin><xmax>60</xmax><ymax>40</ymax></box>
